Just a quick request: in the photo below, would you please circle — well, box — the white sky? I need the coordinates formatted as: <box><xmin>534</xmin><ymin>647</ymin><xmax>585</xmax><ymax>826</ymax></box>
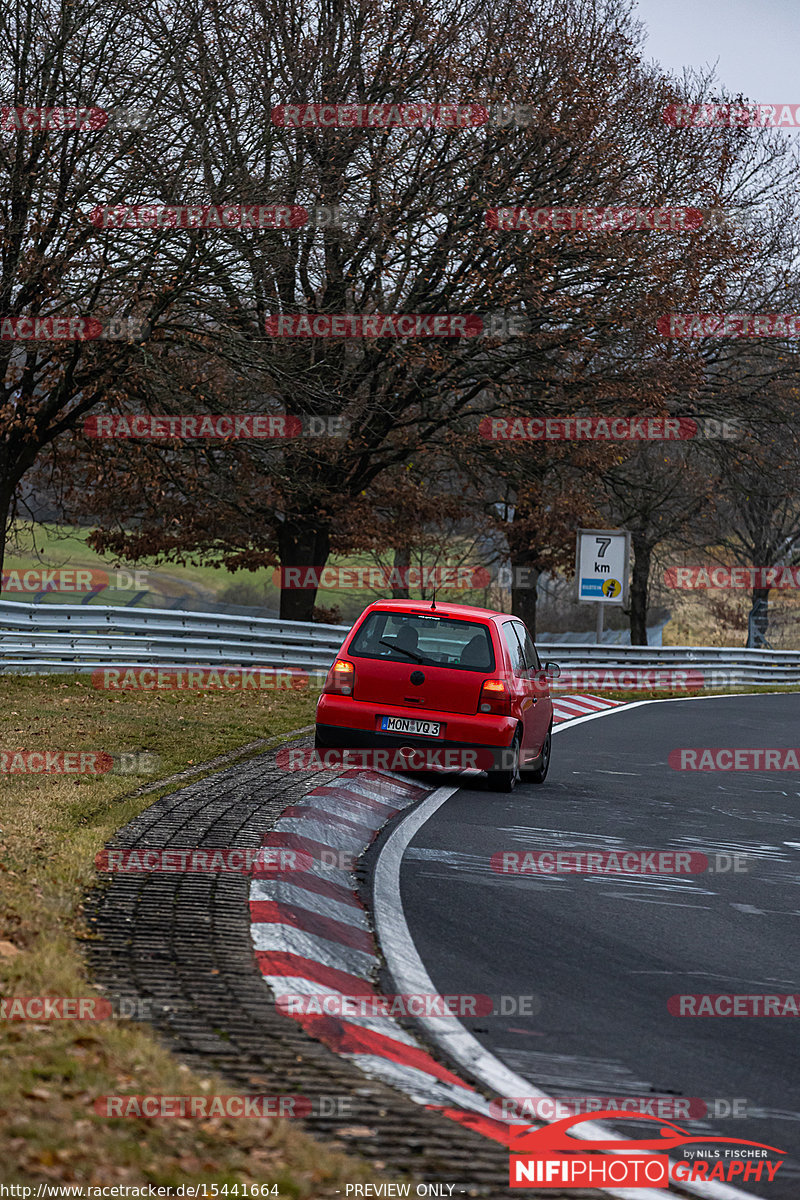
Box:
<box><xmin>633</xmin><ymin>0</ymin><xmax>800</xmax><ymax>104</ymax></box>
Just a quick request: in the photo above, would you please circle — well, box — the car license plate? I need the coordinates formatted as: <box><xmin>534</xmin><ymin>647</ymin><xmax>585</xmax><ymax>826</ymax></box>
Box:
<box><xmin>380</xmin><ymin>716</ymin><xmax>441</xmax><ymax>737</ymax></box>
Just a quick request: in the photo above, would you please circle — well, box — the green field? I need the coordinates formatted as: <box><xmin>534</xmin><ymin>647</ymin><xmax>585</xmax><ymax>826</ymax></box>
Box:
<box><xmin>2</xmin><ymin>523</ymin><xmax>496</xmax><ymax>620</ymax></box>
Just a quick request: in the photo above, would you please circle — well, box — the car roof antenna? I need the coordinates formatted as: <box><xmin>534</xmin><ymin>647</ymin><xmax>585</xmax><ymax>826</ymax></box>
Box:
<box><xmin>430</xmin><ymin>587</ymin><xmax>437</xmax><ymax>611</ymax></box>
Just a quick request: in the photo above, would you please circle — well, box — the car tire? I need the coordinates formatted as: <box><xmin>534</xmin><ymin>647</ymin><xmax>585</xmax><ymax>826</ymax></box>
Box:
<box><xmin>488</xmin><ymin>728</ymin><xmax>522</xmax><ymax>792</ymax></box>
<box><xmin>314</xmin><ymin>730</ymin><xmax>328</xmax><ymax>750</ymax></box>
<box><xmin>523</xmin><ymin>726</ymin><xmax>552</xmax><ymax>785</ymax></box>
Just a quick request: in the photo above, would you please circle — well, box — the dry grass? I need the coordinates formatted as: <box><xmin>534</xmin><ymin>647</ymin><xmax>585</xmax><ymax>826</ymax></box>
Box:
<box><xmin>0</xmin><ymin>675</ymin><xmax>389</xmax><ymax>1195</ymax></box>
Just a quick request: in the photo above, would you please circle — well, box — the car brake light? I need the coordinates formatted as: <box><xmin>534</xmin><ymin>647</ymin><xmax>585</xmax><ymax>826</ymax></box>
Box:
<box><xmin>323</xmin><ymin>659</ymin><xmax>354</xmax><ymax>695</ymax></box>
<box><xmin>478</xmin><ymin>678</ymin><xmax>510</xmax><ymax>715</ymax></box>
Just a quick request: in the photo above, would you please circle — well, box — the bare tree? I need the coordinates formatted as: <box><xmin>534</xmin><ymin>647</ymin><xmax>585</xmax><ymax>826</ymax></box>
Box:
<box><xmin>0</xmin><ymin>0</ymin><xmax>220</xmax><ymax>586</ymax></box>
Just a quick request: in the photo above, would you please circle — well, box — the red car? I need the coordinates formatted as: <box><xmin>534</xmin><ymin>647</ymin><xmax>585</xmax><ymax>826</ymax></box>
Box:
<box><xmin>314</xmin><ymin>599</ymin><xmax>560</xmax><ymax>791</ymax></box>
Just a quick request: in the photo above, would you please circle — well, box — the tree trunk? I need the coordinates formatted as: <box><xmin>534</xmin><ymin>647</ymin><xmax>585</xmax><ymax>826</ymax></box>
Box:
<box><xmin>747</xmin><ymin>586</ymin><xmax>770</xmax><ymax>647</ymax></box>
<box><xmin>391</xmin><ymin>546</ymin><xmax>410</xmax><ymax>598</ymax></box>
<box><xmin>629</xmin><ymin>533</ymin><xmax>652</xmax><ymax>645</ymax></box>
<box><xmin>276</xmin><ymin>519</ymin><xmax>331</xmax><ymax>621</ymax></box>
<box><xmin>0</xmin><ymin>475</ymin><xmax>16</xmax><ymax>593</ymax></box>
<box><xmin>511</xmin><ymin>564</ymin><xmax>540</xmax><ymax>637</ymax></box>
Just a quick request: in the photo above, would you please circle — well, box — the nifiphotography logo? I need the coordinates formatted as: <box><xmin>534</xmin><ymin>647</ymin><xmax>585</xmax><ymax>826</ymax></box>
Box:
<box><xmin>508</xmin><ymin>1110</ymin><xmax>785</xmax><ymax>1189</ymax></box>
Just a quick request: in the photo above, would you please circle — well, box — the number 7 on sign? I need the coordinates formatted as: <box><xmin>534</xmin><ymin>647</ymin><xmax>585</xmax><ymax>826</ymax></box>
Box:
<box><xmin>595</xmin><ymin>537</ymin><xmax>611</xmax><ymax>557</ymax></box>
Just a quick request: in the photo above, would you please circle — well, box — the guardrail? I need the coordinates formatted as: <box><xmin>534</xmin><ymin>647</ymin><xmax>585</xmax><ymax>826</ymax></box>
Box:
<box><xmin>1</xmin><ymin>599</ymin><xmax>799</xmax><ymax>685</ymax></box>
<box><xmin>0</xmin><ymin>600</ymin><xmax>349</xmax><ymax>673</ymax></box>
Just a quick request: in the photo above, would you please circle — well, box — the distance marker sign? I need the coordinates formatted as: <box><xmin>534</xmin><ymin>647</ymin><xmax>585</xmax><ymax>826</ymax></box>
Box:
<box><xmin>576</xmin><ymin>529</ymin><xmax>630</xmax><ymax>605</ymax></box>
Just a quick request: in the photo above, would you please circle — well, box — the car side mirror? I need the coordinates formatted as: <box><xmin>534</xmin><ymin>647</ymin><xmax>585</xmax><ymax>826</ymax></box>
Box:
<box><xmin>544</xmin><ymin>661</ymin><xmax>561</xmax><ymax>678</ymax></box>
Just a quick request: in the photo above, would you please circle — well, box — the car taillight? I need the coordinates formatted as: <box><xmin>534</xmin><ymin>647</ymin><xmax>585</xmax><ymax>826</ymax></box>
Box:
<box><xmin>323</xmin><ymin>659</ymin><xmax>355</xmax><ymax>695</ymax></box>
<box><xmin>478</xmin><ymin>678</ymin><xmax>510</xmax><ymax>715</ymax></box>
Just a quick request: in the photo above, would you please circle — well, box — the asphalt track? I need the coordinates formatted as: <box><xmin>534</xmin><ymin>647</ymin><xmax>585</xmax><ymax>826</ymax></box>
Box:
<box><xmin>394</xmin><ymin>694</ymin><xmax>800</xmax><ymax>1199</ymax></box>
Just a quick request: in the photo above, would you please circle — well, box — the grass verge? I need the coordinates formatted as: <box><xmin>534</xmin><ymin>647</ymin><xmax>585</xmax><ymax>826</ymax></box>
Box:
<box><xmin>0</xmin><ymin>675</ymin><xmax>386</xmax><ymax>1196</ymax></box>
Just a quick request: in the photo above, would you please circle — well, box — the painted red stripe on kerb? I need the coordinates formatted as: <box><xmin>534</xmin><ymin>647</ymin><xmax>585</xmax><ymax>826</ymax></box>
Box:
<box><xmin>255</xmin><ymin>951</ymin><xmax>374</xmax><ymax>995</ymax></box>
<box><xmin>279</xmin><ymin>804</ymin><xmax>375</xmax><ymax>835</ymax></box>
<box><xmin>249</xmin><ymin>900</ymin><xmax>374</xmax><ymax>953</ymax></box>
<box><xmin>426</xmin><ymin>1105</ymin><xmax>517</xmax><ymax>1145</ymax></box>
<box><xmin>291</xmin><ymin>1013</ymin><xmax>474</xmax><ymax>1090</ymax></box>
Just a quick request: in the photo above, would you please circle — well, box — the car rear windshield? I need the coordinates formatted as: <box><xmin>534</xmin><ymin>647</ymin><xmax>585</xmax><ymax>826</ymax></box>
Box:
<box><xmin>348</xmin><ymin>611</ymin><xmax>495</xmax><ymax>671</ymax></box>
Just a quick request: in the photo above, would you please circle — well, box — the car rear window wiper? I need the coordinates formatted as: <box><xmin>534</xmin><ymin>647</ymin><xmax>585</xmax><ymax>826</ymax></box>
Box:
<box><xmin>378</xmin><ymin>638</ymin><xmax>426</xmax><ymax>663</ymax></box>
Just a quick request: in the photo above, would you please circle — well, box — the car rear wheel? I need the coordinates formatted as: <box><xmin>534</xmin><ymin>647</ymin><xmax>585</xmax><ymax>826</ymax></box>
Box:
<box><xmin>488</xmin><ymin>728</ymin><xmax>522</xmax><ymax>792</ymax></box>
<box><xmin>523</xmin><ymin>726</ymin><xmax>551</xmax><ymax>785</ymax></box>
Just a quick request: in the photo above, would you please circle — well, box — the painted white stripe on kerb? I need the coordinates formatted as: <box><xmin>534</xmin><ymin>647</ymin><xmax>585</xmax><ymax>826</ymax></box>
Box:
<box><xmin>287</xmin><ymin>790</ymin><xmax>389</xmax><ymax>830</ymax></box>
<box><xmin>272</xmin><ymin>814</ymin><xmax>370</xmax><ymax>852</ymax></box>
<box><xmin>255</xmin><ymin>852</ymin><xmax>355</xmax><ymax>889</ymax></box>
<box><xmin>372</xmin><ymin>780</ymin><xmax>769</xmax><ymax>1200</ymax></box>
<box><xmin>250</xmin><ymin>923</ymin><xmax>377</xmax><ymax>976</ymax></box>
<box><xmin>554</xmin><ymin>699</ymin><xmax>606</xmax><ymax>715</ymax></box>
<box><xmin>317</xmin><ymin>778</ymin><xmax>409</xmax><ymax>806</ymax></box>
<box><xmin>250</xmin><ymin>879</ymin><xmax>368</xmax><ymax>926</ymax></box>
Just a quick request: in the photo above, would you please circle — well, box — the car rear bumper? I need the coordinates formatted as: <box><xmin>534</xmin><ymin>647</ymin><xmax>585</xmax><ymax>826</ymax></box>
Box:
<box><xmin>316</xmin><ymin>695</ymin><xmax>517</xmax><ymax>746</ymax></box>
<box><xmin>315</xmin><ymin>695</ymin><xmax>520</xmax><ymax>772</ymax></box>
<box><xmin>315</xmin><ymin>723</ymin><xmax>520</xmax><ymax>772</ymax></box>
